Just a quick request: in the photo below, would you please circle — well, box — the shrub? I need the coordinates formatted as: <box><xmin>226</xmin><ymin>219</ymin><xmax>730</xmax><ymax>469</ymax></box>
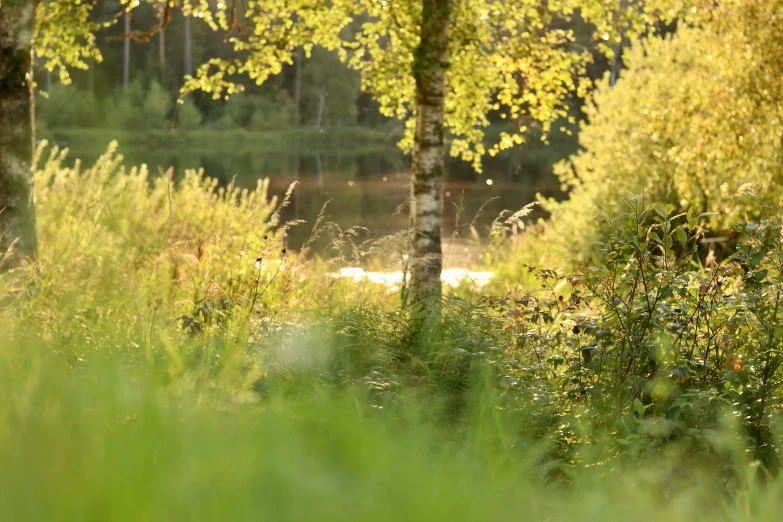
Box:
<box><xmin>248</xmin><ymin>93</ymin><xmax>297</xmax><ymax>131</ymax></box>
<box><xmin>36</xmin><ymin>84</ymin><xmax>104</xmax><ymax>129</ymax></box>
<box><xmin>300</xmin><ymin>47</ymin><xmax>360</xmax><ymax>126</ymax></box>
<box><xmin>542</xmin><ymin>12</ymin><xmax>783</xmax><ymax>262</ymax></box>
<box><xmin>11</xmin><ymin>136</ymin><xmax>783</xmax><ymax>475</ymax></box>
<box><xmin>25</xmin><ymin>142</ymin><xmax>294</xmax><ymax>349</ymax></box>
<box><xmin>482</xmin><ymin>195</ymin><xmax>783</xmax><ymax>468</ymax></box>
<box><xmin>142</xmin><ymin>80</ymin><xmax>173</xmax><ymax>130</ymax></box>
<box><xmin>176</xmin><ymin>97</ymin><xmax>203</xmax><ymax>131</ymax></box>
<box><xmin>224</xmin><ymin>93</ymin><xmax>257</xmax><ymax>128</ymax></box>
<box><xmin>109</xmin><ymin>80</ymin><xmax>146</xmax><ymax>130</ymax></box>
<box><xmin>108</xmin><ymin>80</ymin><xmax>173</xmax><ymax>131</ymax></box>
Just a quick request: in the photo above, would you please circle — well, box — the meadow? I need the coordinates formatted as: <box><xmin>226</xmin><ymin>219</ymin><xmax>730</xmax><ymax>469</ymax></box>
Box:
<box><xmin>4</xmin><ymin>1</ymin><xmax>783</xmax><ymax>517</ymax></box>
<box><xmin>2</xmin><ymin>141</ymin><xmax>783</xmax><ymax>521</ymax></box>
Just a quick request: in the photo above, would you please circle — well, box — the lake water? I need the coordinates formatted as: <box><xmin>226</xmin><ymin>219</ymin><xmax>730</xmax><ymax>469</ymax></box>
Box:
<box><xmin>62</xmin><ymin>140</ymin><xmax>565</xmax><ymax>261</ymax></box>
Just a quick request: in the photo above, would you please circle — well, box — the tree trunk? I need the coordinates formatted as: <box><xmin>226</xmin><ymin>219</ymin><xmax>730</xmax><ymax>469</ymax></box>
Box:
<box><xmin>183</xmin><ymin>14</ymin><xmax>192</xmax><ymax>77</ymax></box>
<box><xmin>293</xmin><ymin>46</ymin><xmax>302</xmax><ymax>125</ymax></box>
<box><xmin>410</xmin><ymin>0</ymin><xmax>450</xmax><ymax>322</ymax></box>
<box><xmin>315</xmin><ymin>91</ymin><xmax>325</xmax><ymax>129</ymax></box>
<box><xmin>159</xmin><ymin>4</ymin><xmax>166</xmax><ymax>84</ymax></box>
<box><xmin>123</xmin><ymin>10</ymin><xmax>131</xmax><ymax>88</ymax></box>
<box><xmin>0</xmin><ymin>0</ymin><xmax>38</xmax><ymax>264</ymax></box>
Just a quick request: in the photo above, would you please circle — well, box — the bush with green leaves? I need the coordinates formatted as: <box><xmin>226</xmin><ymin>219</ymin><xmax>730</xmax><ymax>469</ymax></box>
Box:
<box><xmin>248</xmin><ymin>93</ymin><xmax>298</xmax><ymax>131</ymax></box>
<box><xmin>542</xmin><ymin>5</ymin><xmax>783</xmax><ymax>262</ymax></box>
<box><xmin>36</xmin><ymin>84</ymin><xmax>104</xmax><ymax>129</ymax></box>
<box><xmin>475</xmin><ymin>195</ymin><xmax>783</xmax><ymax>469</ymax></box>
<box><xmin>20</xmin><ymin>142</ymin><xmax>293</xmax><ymax>352</ymax></box>
<box><xmin>109</xmin><ymin>80</ymin><xmax>173</xmax><ymax>131</ymax></box>
<box><xmin>109</xmin><ymin>80</ymin><xmax>146</xmax><ymax>130</ymax></box>
<box><xmin>176</xmin><ymin>97</ymin><xmax>203</xmax><ymax>131</ymax></box>
<box><xmin>300</xmin><ymin>47</ymin><xmax>360</xmax><ymax>127</ymax></box>
<box><xmin>142</xmin><ymin>80</ymin><xmax>173</xmax><ymax>130</ymax></box>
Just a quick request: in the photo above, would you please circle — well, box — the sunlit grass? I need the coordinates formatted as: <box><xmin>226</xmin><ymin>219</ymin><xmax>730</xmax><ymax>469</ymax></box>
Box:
<box><xmin>2</xmin><ymin>144</ymin><xmax>783</xmax><ymax>521</ymax></box>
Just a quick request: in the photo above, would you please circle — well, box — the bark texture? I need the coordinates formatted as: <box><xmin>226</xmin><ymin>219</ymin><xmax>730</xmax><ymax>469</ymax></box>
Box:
<box><xmin>410</xmin><ymin>0</ymin><xmax>450</xmax><ymax>316</ymax></box>
<box><xmin>0</xmin><ymin>0</ymin><xmax>38</xmax><ymax>263</ymax></box>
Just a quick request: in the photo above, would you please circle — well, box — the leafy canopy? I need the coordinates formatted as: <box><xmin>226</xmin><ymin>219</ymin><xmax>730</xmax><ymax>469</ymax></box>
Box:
<box><xmin>30</xmin><ymin>0</ymin><xmax>708</xmax><ymax>169</ymax></box>
<box><xmin>180</xmin><ymin>0</ymin><xmax>695</xmax><ymax>170</ymax></box>
<box><xmin>34</xmin><ymin>0</ymin><xmax>107</xmax><ymax>85</ymax></box>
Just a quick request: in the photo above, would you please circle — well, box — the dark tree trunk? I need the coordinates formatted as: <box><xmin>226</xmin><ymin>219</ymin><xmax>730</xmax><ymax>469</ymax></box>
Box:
<box><xmin>184</xmin><ymin>14</ymin><xmax>192</xmax><ymax>77</ymax></box>
<box><xmin>159</xmin><ymin>4</ymin><xmax>166</xmax><ymax>84</ymax></box>
<box><xmin>0</xmin><ymin>0</ymin><xmax>39</xmax><ymax>264</ymax></box>
<box><xmin>123</xmin><ymin>10</ymin><xmax>131</xmax><ymax>88</ymax></box>
<box><xmin>294</xmin><ymin>46</ymin><xmax>302</xmax><ymax>125</ymax></box>
<box><xmin>410</xmin><ymin>0</ymin><xmax>450</xmax><ymax>322</ymax></box>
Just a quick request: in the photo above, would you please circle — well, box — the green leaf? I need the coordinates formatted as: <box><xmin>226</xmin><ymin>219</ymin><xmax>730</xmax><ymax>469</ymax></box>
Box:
<box><xmin>634</xmin><ymin>398</ymin><xmax>645</xmax><ymax>416</ymax></box>
<box><xmin>675</xmin><ymin>228</ymin><xmax>688</xmax><ymax>247</ymax></box>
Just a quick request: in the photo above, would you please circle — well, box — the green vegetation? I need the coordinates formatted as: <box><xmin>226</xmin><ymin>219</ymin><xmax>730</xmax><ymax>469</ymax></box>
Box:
<box><xmin>38</xmin><ymin>126</ymin><xmax>402</xmax><ymax>154</ymax></box>
<box><xmin>543</xmin><ymin>2</ymin><xmax>783</xmax><ymax>262</ymax></box>
<box><xmin>4</xmin><ymin>0</ymin><xmax>783</xmax><ymax>520</ymax></box>
<box><xmin>3</xmin><ymin>133</ymin><xmax>783</xmax><ymax>518</ymax></box>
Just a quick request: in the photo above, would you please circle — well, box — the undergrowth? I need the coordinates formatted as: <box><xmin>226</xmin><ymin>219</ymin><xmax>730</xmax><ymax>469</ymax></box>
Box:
<box><xmin>1</xmin><ymin>144</ymin><xmax>783</xmax><ymax>520</ymax></box>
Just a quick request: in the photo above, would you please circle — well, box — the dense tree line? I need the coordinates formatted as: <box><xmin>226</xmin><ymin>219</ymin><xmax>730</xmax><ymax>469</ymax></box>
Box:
<box><xmin>34</xmin><ymin>2</ymin><xmax>625</xmax><ymax>135</ymax></box>
<box><xmin>36</xmin><ymin>2</ymin><xmax>389</xmax><ymax>132</ymax></box>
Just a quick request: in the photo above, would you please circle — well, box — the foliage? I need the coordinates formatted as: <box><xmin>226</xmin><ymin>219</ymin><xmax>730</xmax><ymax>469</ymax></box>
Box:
<box><xmin>543</xmin><ymin>0</ymin><xmax>783</xmax><ymax>262</ymax></box>
<box><xmin>207</xmin><ymin>92</ymin><xmax>298</xmax><ymax>131</ymax></box>
<box><xmin>36</xmin><ymin>84</ymin><xmax>105</xmax><ymax>129</ymax></box>
<box><xmin>109</xmin><ymin>79</ymin><xmax>147</xmax><ymax>130</ymax></box>
<box><xmin>248</xmin><ymin>94</ymin><xmax>298</xmax><ymax>131</ymax></box>
<box><xmin>26</xmin><ymin>141</ymin><xmax>289</xmax><ymax>343</ymax></box>
<box><xmin>15</xmin><ymin>1</ymin><xmax>783</xmax><ymax>517</ymax></box>
<box><xmin>3</xmin><ymin>148</ymin><xmax>783</xmax><ymax>519</ymax></box>
<box><xmin>107</xmin><ymin>79</ymin><xmax>174</xmax><ymax>130</ymax></box>
<box><xmin>182</xmin><ymin>0</ymin><xmax>690</xmax><ymax>171</ymax></box>
<box><xmin>33</xmin><ymin>0</ymin><xmax>106</xmax><ymax>85</ymax></box>
<box><xmin>300</xmin><ymin>47</ymin><xmax>360</xmax><ymax>127</ymax></box>
<box><xmin>176</xmin><ymin>96</ymin><xmax>203</xmax><ymax>130</ymax></box>
<box><xmin>142</xmin><ymin>80</ymin><xmax>173</xmax><ymax>130</ymax></box>
<box><xmin>477</xmin><ymin>195</ymin><xmax>783</xmax><ymax>468</ymax></box>
<box><xmin>1</xmin><ymin>335</ymin><xmax>780</xmax><ymax>522</ymax></box>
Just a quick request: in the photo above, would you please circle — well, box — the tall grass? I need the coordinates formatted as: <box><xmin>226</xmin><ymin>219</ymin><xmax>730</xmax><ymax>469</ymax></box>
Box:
<box><xmin>1</xmin><ymin>144</ymin><xmax>783</xmax><ymax>521</ymax></box>
<box><xmin>1</xmin><ymin>332</ymin><xmax>781</xmax><ymax>522</ymax></box>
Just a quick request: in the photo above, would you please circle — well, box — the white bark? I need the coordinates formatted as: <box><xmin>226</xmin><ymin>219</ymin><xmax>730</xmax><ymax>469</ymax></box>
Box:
<box><xmin>0</xmin><ymin>0</ymin><xmax>38</xmax><ymax>264</ymax></box>
<box><xmin>410</xmin><ymin>0</ymin><xmax>450</xmax><ymax>319</ymax></box>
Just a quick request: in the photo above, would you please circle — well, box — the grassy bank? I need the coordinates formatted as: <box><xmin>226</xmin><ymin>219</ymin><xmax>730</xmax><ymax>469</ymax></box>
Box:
<box><xmin>38</xmin><ymin>125</ymin><xmax>404</xmax><ymax>154</ymax></box>
<box><xmin>37</xmin><ymin>121</ymin><xmax>578</xmax><ymax>164</ymax></box>
<box><xmin>2</xmin><ymin>144</ymin><xmax>783</xmax><ymax>520</ymax></box>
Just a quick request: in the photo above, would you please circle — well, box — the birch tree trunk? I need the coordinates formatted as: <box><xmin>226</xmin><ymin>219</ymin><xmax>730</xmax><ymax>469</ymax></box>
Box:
<box><xmin>0</xmin><ymin>0</ymin><xmax>38</xmax><ymax>264</ymax></box>
<box><xmin>410</xmin><ymin>0</ymin><xmax>450</xmax><ymax>322</ymax></box>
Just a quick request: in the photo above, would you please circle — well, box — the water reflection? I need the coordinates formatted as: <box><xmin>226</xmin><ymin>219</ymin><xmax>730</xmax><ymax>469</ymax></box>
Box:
<box><xmin>334</xmin><ymin>267</ymin><xmax>495</xmax><ymax>292</ymax></box>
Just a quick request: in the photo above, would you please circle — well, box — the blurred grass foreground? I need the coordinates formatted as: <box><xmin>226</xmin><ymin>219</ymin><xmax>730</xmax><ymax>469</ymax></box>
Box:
<box><xmin>2</xmin><ymin>143</ymin><xmax>783</xmax><ymax>521</ymax></box>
